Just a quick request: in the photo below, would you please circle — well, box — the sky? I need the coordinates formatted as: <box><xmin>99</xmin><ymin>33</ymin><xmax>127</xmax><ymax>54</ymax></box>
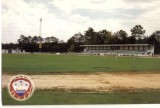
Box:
<box><xmin>2</xmin><ymin>0</ymin><xmax>160</xmax><ymax>43</ymax></box>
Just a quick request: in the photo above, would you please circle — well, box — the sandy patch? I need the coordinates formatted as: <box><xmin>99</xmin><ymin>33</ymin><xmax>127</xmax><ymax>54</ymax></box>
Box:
<box><xmin>2</xmin><ymin>72</ymin><xmax>160</xmax><ymax>92</ymax></box>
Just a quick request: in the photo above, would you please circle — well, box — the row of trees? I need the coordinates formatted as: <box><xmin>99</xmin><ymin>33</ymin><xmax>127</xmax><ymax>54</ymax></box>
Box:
<box><xmin>17</xmin><ymin>35</ymin><xmax>67</xmax><ymax>52</ymax></box>
<box><xmin>2</xmin><ymin>25</ymin><xmax>160</xmax><ymax>53</ymax></box>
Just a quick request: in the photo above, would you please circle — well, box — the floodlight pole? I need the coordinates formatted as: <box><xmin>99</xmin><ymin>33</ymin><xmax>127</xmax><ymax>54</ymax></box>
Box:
<box><xmin>39</xmin><ymin>18</ymin><xmax>42</xmax><ymax>37</ymax></box>
<box><xmin>39</xmin><ymin>18</ymin><xmax>42</xmax><ymax>52</ymax></box>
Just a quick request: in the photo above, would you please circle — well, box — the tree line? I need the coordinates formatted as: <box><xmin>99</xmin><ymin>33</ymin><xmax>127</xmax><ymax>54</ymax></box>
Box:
<box><xmin>2</xmin><ymin>25</ymin><xmax>160</xmax><ymax>54</ymax></box>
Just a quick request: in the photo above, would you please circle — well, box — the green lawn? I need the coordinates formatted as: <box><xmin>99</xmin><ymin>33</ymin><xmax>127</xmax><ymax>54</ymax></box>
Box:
<box><xmin>2</xmin><ymin>54</ymin><xmax>160</xmax><ymax>74</ymax></box>
<box><xmin>2</xmin><ymin>54</ymin><xmax>160</xmax><ymax>105</ymax></box>
<box><xmin>2</xmin><ymin>89</ymin><xmax>160</xmax><ymax>105</ymax></box>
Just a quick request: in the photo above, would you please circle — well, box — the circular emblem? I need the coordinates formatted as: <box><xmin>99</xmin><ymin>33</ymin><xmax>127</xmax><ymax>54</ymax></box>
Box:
<box><xmin>8</xmin><ymin>75</ymin><xmax>34</xmax><ymax>101</ymax></box>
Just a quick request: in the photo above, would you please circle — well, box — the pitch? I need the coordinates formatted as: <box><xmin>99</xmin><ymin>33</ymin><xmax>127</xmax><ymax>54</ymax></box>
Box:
<box><xmin>2</xmin><ymin>54</ymin><xmax>160</xmax><ymax>104</ymax></box>
<box><xmin>2</xmin><ymin>54</ymin><xmax>160</xmax><ymax>74</ymax></box>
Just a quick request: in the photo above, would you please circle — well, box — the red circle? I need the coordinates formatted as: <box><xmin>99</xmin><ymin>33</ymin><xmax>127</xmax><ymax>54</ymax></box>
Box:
<box><xmin>8</xmin><ymin>75</ymin><xmax>33</xmax><ymax>101</ymax></box>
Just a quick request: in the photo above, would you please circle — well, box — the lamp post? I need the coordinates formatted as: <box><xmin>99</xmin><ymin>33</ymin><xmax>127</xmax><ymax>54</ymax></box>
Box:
<box><xmin>39</xmin><ymin>18</ymin><xmax>42</xmax><ymax>52</ymax></box>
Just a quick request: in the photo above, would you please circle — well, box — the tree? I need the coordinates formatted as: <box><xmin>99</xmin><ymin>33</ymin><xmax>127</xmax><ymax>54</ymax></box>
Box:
<box><xmin>37</xmin><ymin>36</ymin><xmax>44</xmax><ymax>43</ymax></box>
<box><xmin>67</xmin><ymin>33</ymin><xmax>84</xmax><ymax>44</ymax></box>
<box><xmin>147</xmin><ymin>32</ymin><xmax>160</xmax><ymax>54</ymax></box>
<box><xmin>5</xmin><ymin>26</ymin><xmax>160</xmax><ymax>54</ymax></box>
<box><xmin>28</xmin><ymin>36</ymin><xmax>32</xmax><ymax>43</ymax></box>
<box><xmin>44</xmin><ymin>37</ymin><xmax>51</xmax><ymax>43</ymax></box>
<box><xmin>152</xmin><ymin>31</ymin><xmax>160</xmax><ymax>42</ymax></box>
<box><xmin>32</xmin><ymin>36</ymin><xmax>38</xmax><ymax>43</ymax></box>
<box><xmin>84</xmin><ymin>27</ymin><xmax>98</xmax><ymax>44</ymax></box>
<box><xmin>98</xmin><ymin>29</ymin><xmax>113</xmax><ymax>44</ymax></box>
<box><xmin>114</xmin><ymin>30</ymin><xmax>128</xmax><ymax>44</ymax></box>
<box><xmin>18</xmin><ymin>34</ymin><xmax>29</xmax><ymax>44</ymax></box>
<box><xmin>59</xmin><ymin>40</ymin><xmax>64</xmax><ymax>43</ymax></box>
<box><xmin>73</xmin><ymin>33</ymin><xmax>85</xmax><ymax>43</ymax></box>
<box><xmin>2</xmin><ymin>43</ymin><xmax>18</xmax><ymax>49</ymax></box>
<box><xmin>67</xmin><ymin>33</ymin><xmax>85</xmax><ymax>52</ymax></box>
<box><xmin>127</xmin><ymin>36</ymin><xmax>136</xmax><ymax>44</ymax></box>
<box><xmin>69</xmin><ymin>43</ymin><xmax>76</xmax><ymax>52</ymax></box>
<box><xmin>18</xmin><ymin>34</ymin><xmax>30</xmax><ymax>51</ymax></box>
<box><xmin>130</xmin><ymin>25</ymin><xmax>146</xmax><ymax>38</ymax></box>
<box><xmin>50</xmin><ymin>36</ymin><xmax>59</xmax><ymax>43</ymax></box>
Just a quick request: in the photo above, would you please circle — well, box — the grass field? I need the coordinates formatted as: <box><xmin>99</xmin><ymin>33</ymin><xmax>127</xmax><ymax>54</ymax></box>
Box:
<box><xmin>2</xmin><ymin>54</ymin><xmax>160</xmax><ymax>74</ymax></box>
<box><xmin>2</xmin><ymin>54</ymin><xmax>160</xmax><ymax>105</ymax></box>
<box><xmin>2</xmin><ymin>89</ymin><xmax>160</xmax><ymax>104</ymax></box>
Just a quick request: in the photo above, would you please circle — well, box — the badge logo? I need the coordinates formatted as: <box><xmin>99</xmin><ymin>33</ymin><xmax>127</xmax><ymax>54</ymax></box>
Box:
<box><xmin>8</xmin><ymin>75</ymin><xmax>34</xmax><ymax>101</ymax></box>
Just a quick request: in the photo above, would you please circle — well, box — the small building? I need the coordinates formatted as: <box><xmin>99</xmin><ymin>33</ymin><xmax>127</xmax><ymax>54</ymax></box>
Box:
<box><xmin>2</xmin><ymin>49</ymin><xmax>25</xmax><ymax>54</ymax></box>
<box><xmin>2</xmin><ymin>49</ymin><xmax>8</xmax><ymax>54</ymax></box>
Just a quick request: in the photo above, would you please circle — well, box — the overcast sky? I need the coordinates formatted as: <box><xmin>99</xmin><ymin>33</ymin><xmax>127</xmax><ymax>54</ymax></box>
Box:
<box><xmin>2</xmin><ymin>0</ymin><xmax>160</xmax><ymax>43</ymax></box>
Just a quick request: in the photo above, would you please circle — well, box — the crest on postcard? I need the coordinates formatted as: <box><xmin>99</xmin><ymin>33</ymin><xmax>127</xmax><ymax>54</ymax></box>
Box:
<box><xmin>8</xmin><ymin>75</ymin><xmax>34</xmax><ymax>101</ymax></box>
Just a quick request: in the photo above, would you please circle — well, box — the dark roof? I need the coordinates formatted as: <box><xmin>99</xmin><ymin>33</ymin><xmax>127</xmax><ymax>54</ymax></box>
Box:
<box><xmin>80</xmin><ymin>44</ymin><xmax>151</xmax><ymax>47</ymax></box>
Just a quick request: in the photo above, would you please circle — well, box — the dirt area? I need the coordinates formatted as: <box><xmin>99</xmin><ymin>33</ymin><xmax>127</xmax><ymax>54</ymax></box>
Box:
<box><xmin>2</xmin><ymin>72</ymin><xmax>160</xmax><ymax>92</ymax></box>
